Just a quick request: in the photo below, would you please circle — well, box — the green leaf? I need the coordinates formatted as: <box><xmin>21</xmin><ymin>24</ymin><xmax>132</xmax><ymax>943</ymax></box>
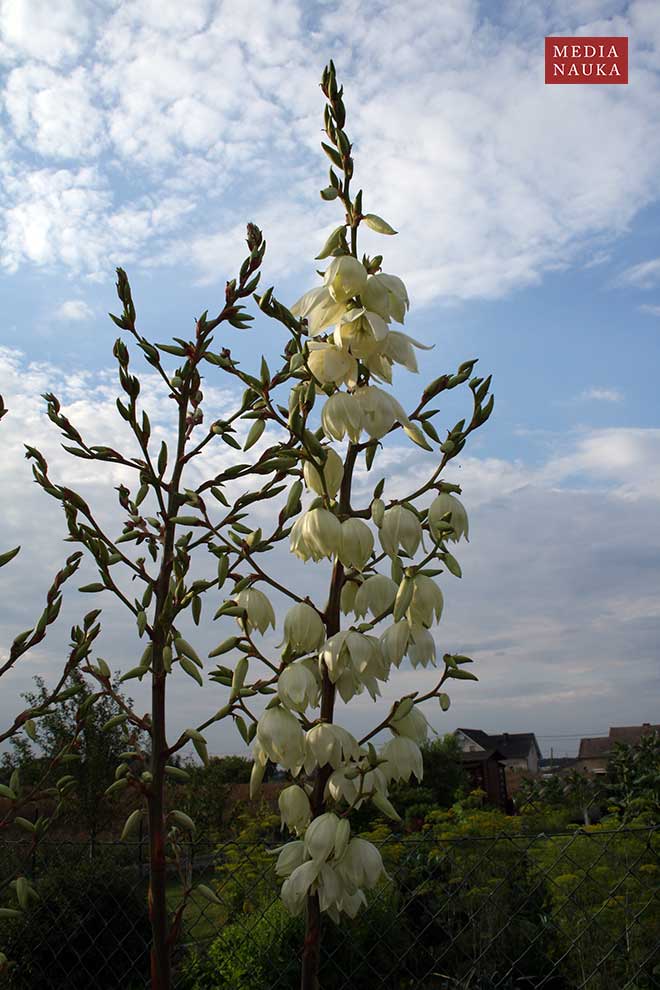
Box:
<box><xmin>363</xmin><ymin>214</ymin><xmax>397</xmax><ymax>235</ymax></box>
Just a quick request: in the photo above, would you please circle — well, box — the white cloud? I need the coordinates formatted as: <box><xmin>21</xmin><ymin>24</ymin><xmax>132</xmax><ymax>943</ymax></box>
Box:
<box><xmin>0</xmin><ymin>1</ymin><xmax>658</xmax><ymax>303</ymax></box>
<box><xmin>578</xmin><ymin>387</ymin><xmax>623</xmax><ymax>402</ymax></box>
<box><xmin>0</xmin><ymin>0</ymin><xmax>91</xmax><ymax>67</ymax></box>
<box><xmin>639</xmin><ymin>304</ymin><xmax>660</xmax><ymax>316</ymax></box>
<box><xmin>618</xmin><ymin>258</ymin><xmax>660</xmax><ymax>289</ymax></box>
<box><xmin>54</xmin><ymin>299</ymin><xmax>93</xmax><ymax>321</ymax></box>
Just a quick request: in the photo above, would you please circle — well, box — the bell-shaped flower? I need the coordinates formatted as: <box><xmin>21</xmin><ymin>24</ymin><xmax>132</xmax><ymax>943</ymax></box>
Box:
<box><xmin>377</xmin><ymin>273</ymin><xmax>410</xmax><ymax>324</ymax></box>
<box><xmin>320</xmin><ymin>630</ymin><xmax>378</xmax><ymax>683</ymax></box>
<box><xmin>407</xmin><ymin>624</ymin><xmax>437</xmax><ymax>668</ymax></box>
<box><xmin>279</xmin><ymin>785</ymin><xmax>312</xmax><ymax>834</ymax></box>
<box><xmin>281</xmin><ymin>859</ymin><xmax>320</xmax><ymax>916</ymax></box>
<box><xmin>256</xmin><ymin>705</ymin><xmax>306</xmax><ymax>770</ymax></box>
<box><xmin>337</xmin><ymin>837</ymin><xmax>385</xmax><ymax>891</ymax></box>
<box><xmin>325</xmin><ymin>763</ymin><xmax>387</xmax><ymax>807</ymax></box>
<box><xmin>234</xmin><ymin>587</ymin><xmax>276</xmax><ymax>634</ymax></box>
<box><xmin>380</xmin><ymin>735</ymin><xmax>424</xmax><ymax>783</ymax></box>
<box><xmin>317</xmin><ymin>862</ymin><xmax>344</xmax><ymax>912</ymax></box>
<box><xmin>354</xmin><ymin>385</ymin><xmax>409</xmax><ymax>440</ymax></box>
<box><xmin>321</xmin><ymin>391</ymin><xmax>364</xmax><ymax>443</ymax></box>
<box><xmin>291</xmin><ymin>285</ymin><xmax>345</xmax><ymax>336</ymax></box>
<box><xmin>407</xmin><ymin>575</ymin><xmax>443</xmax><ymax>628</ymax></box>
<box><xmin>274</xmin><ymin>839</ymin><xmax>305</xmax><ymax>877</ymax></box>
<box><xmin>360</xmin><ymin>273</ymin><xmax>392</xmax><ymax>321</ymax></box>
<box><xmin>340</xmin><ymin>578</ymin><xmax>360</xmax><ymax>614</ymax></box>
<box><xmin>382</xmin><ymin>331</ymin><xmax>431</xmax><ymax>373</ymax></box>
<box><xmin>380</xmin><ymin>620</ymin><xmax>410</xmax><ymax>666</ymax></box>
<box><xmin>278</xmin><ymin>661</ymin><xmax>320</xmax><ymax>713</ymax></box>
<box><xmin>354</xmin><ymin>574</ymin><xmax>397</xmax><ymax>619</ymax></box>
<box><xmin>379</xmin><ymin>504</ymin><xmax>422</xmax><ymax>558</ymax></box>
<box><xmin>303</xmin><ymin>449</ymin><xmax>344</xmax><ymax>499</ymax></box>
<box><xmin>303</xmin><ymin>811</ymin><xmax>340</xmax><ymax>863</ymax></box>
<box><xmin>337</xmin><ymin>888</ymin><xmax>368</xmax><ymax>918</ymax></box>
<box><xmin>335</xmin><ymin>665</ymin><xmax>379</xmax><ymax>704</ymax></box>
<box><xmin>391</xmin><ymin>705</ymin><xmax>429</xmax><ymax>744</ymax></box>
<box><xmin>335</xmin><ymin>308</ymin><xmax>388</xmax><ymax>359</ymax></box>
<box><xmin>324</xmin><ymin>256</ymin><xmax>369</xmax><ymax>303</ymax></box>
<box><xmin>338</xmin><ymin>518</ymin><xmax>374</xmax><ymax>571</ymax></box>
<box><xmin>290</xmin><ymin>507</ymin><xmax>341</xmax><ymax>562</ymax></box>
<box><xmin>362</xmin><ymin>349</ymin><xmax>394</xmax><ymax>383</ymax></box>
<box><xmin>305</xmin><ymin>722</ymin><xmax>360</xmax><ymax>772</ymax></box>
<box><xmin>307</xmin><ymin>341</ymin><xmax>357</xmax><ymax>387</ymax></box>
<box><xmin>428</xmin><ymin>492</ymin><xmax>469</xmax><ymax>543</ymax></box>
<box><xmin>283</xmin><ymin>602</ymin><xmax>325</xmax><ymax>653</ymax></box>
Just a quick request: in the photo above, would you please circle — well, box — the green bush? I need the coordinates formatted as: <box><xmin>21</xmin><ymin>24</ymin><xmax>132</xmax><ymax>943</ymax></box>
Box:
<box><xmin>2</xmin><ymin>858</ymin><xmax>151</xmax><ymax>989</ymax></box>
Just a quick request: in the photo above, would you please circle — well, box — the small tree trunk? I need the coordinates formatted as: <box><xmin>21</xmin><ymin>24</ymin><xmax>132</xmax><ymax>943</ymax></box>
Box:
<box><xmin>149</xmin><ymin>669</ymin><xmax>170</xmax><ymax>989</ymax></box>
<box><xmin>301</xmin><ymin>892</ymin><xmax>321</xmax><ymax>990</ymax></box>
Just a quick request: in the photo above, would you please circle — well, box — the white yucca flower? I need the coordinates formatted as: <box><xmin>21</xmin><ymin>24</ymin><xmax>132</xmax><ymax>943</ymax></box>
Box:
<box><xmin>305</xmin><ymin>723</ymin><xmax>361</xmax><ymax>771</ymax></box>
<box><xmin>354</xmin><ymin>574</ymin><xmax>397</xmax><ymax>619</ymax></box>
<box><xmin>290</xmin><ymin>285</ymin><xmax>345</xmax><ymax>335</ymax></box>
<box><xmin>335</xmin><ymin>308</ymin><xmax>389</xmax><ymax>360</ymax></box>
<box><xmin>234</xmin><ymin>587</ymin><xmax>276</xmax><ymax>634</ymax></box>
<box><xmin>428</xmin><ymin>492</ymin><xmax>469</xmax><ymax>543</ymax></box>
<box><xmin>256</xmin><ymin>706</ymin><xmax>306</xmax><ymax>770</ymax></box>
<box><xmin>379</xmin><ymin>504</ymin><xmax>422</xmax><ymax>558</ymax></box>
<box><xmin>391</xmin><ymin>705</ymin><xmax>429</xmax><ymax>744</ymax></box>
<box><xmin>338</xmin><ymin>518</ymin><xmax>374</xmax><ymax>571</ymax></box>
<box><xmin>303</xmin><ymin>448</ymin><xmax>344</xmax><ymax>498</ymax></box>
<box><xmin>407</xmin><ymin>624</ymin><xmax>437</xmax><ymax>668</ymax></box>
<box><xmin>274</xmin><ymin>839</ymin><xmax>306</xmax><ymax>877</ymax></box>
<box><xmin>380</xmin><ymin>620</ymin><xmax>410</xmax><ymax>666</ymax></box>
<box><xmin>303</xmin><ymin>811</ymin><xmax>341</xmax><ymax>863</ymax></box>
<box><xmin>380</xmin><ymin>735</ymin><xmax>424</xmax><ymax>783</ymax></box>
<box><xmin>290</xmin><ymin>507</ymin><xmax>341</xmax><ymax>562</ymax></box>
<box><xmin>407</xmin><ymin>575</ymin><xmax>444</xmax><ymax>627</ymax></box>
<box><xmin>354</xmin><ymin>385</ymin><xmax>409</xmax><ymax>440</ymax></box>
<box><xmin>283</xmin><ymin>602</ymin><xmax>326</xmax><ymax>653</ymax></box>
<box><xmin>307</xmin><ymin>342</ymin><xmax>357</xmax><ymax>386</ymax></box>
<box><xmin>336</xmin><ymin>838</ymin><xmax>385</xmax><ymax>891</ymax></box>
<box><xmin>323</xmin><ymin>255</ymin><xmax>368</xmax><ymax>303</ymax></box>
<box><xmin>281</xmin><ymin>859</ymin><xmax>320</xmax><ymax>916</ymax></box>
<box><xmin>277</xmin><ymin>661</ymin><xmax>320</xmax><ymax>712</ymax></box>
<box><xmin>382</xmin><ymin>330</ymin><xmax>431</xmax><ymax>373</ymax></box>
<box><xmin>376</xmin><ymin>273</ymin><xmax>410</xmax><ymax>323</ymax></box>
<box><xmin>321</xmin><ymin>392</ymin><xmax>363</xmax><ymax>443</ymax></box>
<box><xmin>279</xmin><ymin>785</ymin><xmax>312</xmax><ymax>834</ymax></box>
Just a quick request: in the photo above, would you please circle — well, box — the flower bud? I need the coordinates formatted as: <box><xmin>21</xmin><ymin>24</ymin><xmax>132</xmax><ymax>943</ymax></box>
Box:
<box><xmin>283</xmin><ymin>602</ymin><xmax>326</xmax><ymax>653</ymax></box>
<box><xmin>428</xmin><ymin>492</ymin><xmax>469</xmax><ymax>543</ymax></box>
<box><xmin>338</xmin><ymin>518</ymin><xmax>374</xmax><ymax>571</ymax></box>
<box><xmin>278</xmin><ymin>661</ymin><xmax>320</xmax><ymax>713</ymax></box>
<box><xmin>256</xmin><ymin>706</ymin><xmax>306</xmax><ymax>770</ymax></box>
<box><xmin>323</xmin><ymin>256</ymin><xmax>368</xmax><ymax>303</ymax></box>
<box><xmin>379</xmin><ymin>504</ymin><xmax>422</xmax><ymax>558</ymax></box>
<box><xmin>279</xmin><ymin>785</ymin><xmax>312</xmax><ymax>834</ymax></box>
<box><xmin>234</xmin><ymin>588</ymin><xmax>276</xmax><ymax>634</ymax></box>
<box><xmin>303</xmin><ymin>449</ymin><xmax>344</xmax><ymax>498</ymax></box>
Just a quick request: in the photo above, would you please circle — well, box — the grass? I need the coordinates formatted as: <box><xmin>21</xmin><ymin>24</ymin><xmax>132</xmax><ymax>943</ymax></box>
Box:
<box><xmin>166</xmin><ymin>869</ymin><xmax>229</xmax><ymax>943</ymax></box>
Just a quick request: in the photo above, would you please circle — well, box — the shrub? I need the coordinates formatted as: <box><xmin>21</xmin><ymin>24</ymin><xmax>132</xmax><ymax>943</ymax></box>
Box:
<box><xmin>2</xmin><ymin>858</ymin><xmax>151</xmax><ymax>989</ymax></box>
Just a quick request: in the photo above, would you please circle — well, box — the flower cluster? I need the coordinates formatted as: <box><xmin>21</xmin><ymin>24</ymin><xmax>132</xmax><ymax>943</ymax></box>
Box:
<box><xmin>275</xmin><ymin>813</ymin><xmax>386</xmax><ymax>922</ymax></box>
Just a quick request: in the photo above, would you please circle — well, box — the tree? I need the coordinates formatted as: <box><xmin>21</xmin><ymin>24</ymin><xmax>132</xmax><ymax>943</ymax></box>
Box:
<box><xmin>11</xmin><ymin>61</ymin><xmax>493</xmax><ymax>990</ymax></box>
<box><xmin>2</xmin><ymin>673</ymin><xmax>144</xmax><ymax>840</ymax></box>
<box><xmin>606</xmin><ymin>732</ymin><xmax>660</xmax><ymax>821</ymax></box>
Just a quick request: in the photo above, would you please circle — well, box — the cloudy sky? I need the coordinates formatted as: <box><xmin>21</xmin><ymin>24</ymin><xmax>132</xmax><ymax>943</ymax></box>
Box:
<box><xmin>1</xmin><ymin>0</ymin><xmax>659</xmax><ymax>759</ymax></box>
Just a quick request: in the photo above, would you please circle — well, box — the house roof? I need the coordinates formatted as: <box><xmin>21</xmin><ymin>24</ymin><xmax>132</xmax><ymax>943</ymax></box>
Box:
<box><xmin>578</xmin><ymin>724</ymin><xmax>660</xmax><ymax>760</ymax></box>
<box><xmin>457</xmin><ymin>728</ymin><xmax>542</xmax><ymax>761</ymax></box>
<box><xmin>609</xmin><ymin>723</ymin><xmax>660</xmax><ymax>745</ymax></box>
<box><xmin>578</xmin><ymin>736</ymin><xmax>611</xmax><ymax>760</ymax></box>
<box><xmin>460</xmin><ymin>747</ymin><xmax>507</xmax><ymax>765</ymax></box>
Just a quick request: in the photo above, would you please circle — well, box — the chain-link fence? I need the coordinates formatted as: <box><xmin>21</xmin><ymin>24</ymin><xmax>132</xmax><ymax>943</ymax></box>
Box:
<box><xmin>1</xmin><ymin>825</ymin><xmax>658</xmax><ymax>989</ymax></box>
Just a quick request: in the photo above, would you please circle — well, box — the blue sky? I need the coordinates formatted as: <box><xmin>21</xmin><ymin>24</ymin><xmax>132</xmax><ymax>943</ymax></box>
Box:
<box><xmin>1</xmin><ymin>0</ymin><xmax>659</xmax><ymax>758</ymax></box>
